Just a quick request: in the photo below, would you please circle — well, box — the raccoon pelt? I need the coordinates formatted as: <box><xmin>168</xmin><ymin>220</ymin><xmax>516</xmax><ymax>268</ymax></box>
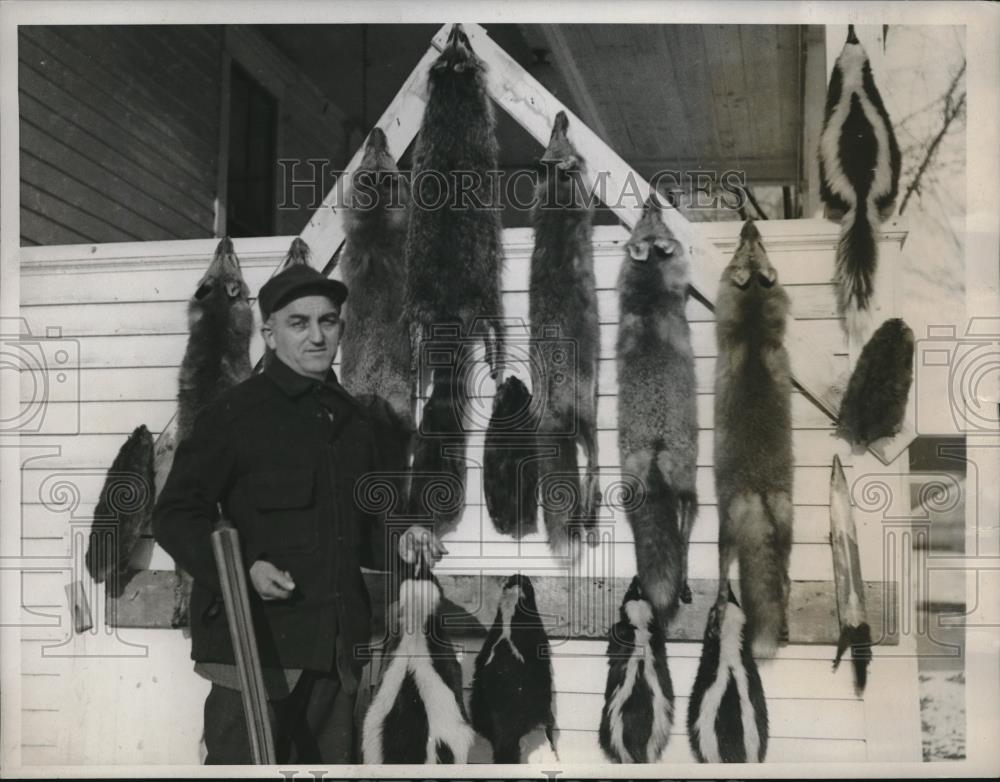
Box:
<box><xmin>598</xmin><ymin>575</ymin><xmax>674</xmax><ymax>764</ymax></box>
<box><xmin>616</xmin><ymin>197</ymin><xmax>699</xmax><ymax>618</ymax></box>
<box><xmin>339</xmin><ymin>127</ymin><xmax>414</xmax><ymax>439</ymax></box>
<box><xmin>819</xmin><ymin>25</ymin><xmax>901</xmax><ymax>340</ymax></box>
<box><xmin>837</xmin><ymin>317</ymin><xmax>914</xmax><ymax>447</ymax></box>
<box><xmin>687</xmin><ymin>585</ymin><xmax>769</xmax><ymax>763</ymax></box>
<box><xmin>173</xmin><ymin>237</ymin><xmax>253</xmax><ymax>628</ymax></box>
<box><xmin>714</xmin><ymin>220</ymin><xmax>794</xmax><ymax>660</ymax></box>
<box><xmin>470</xmin><ymin>575</ymin><xmax>556</xmax><ymax>763</ymax></box>
<box><xmin>483</xmin><ymin>376</ymin><xmax>540</xmax><ymax>538</ymax></box>
<box><xmin>259</xmin><ymin>237</ymin><xmax>312</xmax><ymax>373</ymax></box>
<box><xmin>85</xmin><ymin>424</ymin><xmax>155</xmax><ymax>595</ymax></box>
<box><xmin>530</xmin><ymin>111</ymin><xmax>601</xmax><ymax>556</ymax></box>
<box><xmin>361</xmin><ymin>559</ymin><xmax>475</xmax><ymax>764</ymax></box>
<box><xmin>403</xmin><ymin>23</ymin><xmax>505</xmax><ymax>374</ymax></box>
<box><xmin>407</xmin><ymin>326</ymin><xmax>470</xmax><ymax>536</ymax></box>
<box><xmin>404</xmin><ymin>24</ymin><xmax>507</xmax><ymax>535</ymax></box>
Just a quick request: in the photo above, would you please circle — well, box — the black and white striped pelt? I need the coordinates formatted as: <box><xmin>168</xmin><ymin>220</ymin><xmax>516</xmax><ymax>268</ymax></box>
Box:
<box><xmin>818</xmin><ymin>25</ymin><xmax>901</xmax><ymax>341</ymax></box>
<box><xmin>598</xmin><ymin>575</ymin><xmax>674</xmax><ymax>763</ymax></box>
<box><xmin>470</xmin><ymin>574</ymin><xmax>557</xmax><ymax>763</ymax></box>
<box><xmin>687</xmin><ymin>585</ymin><xmax>769</xmax><ymax>763</ymax></box>
<box><xmin>361</xmin><ymin>561</ymin><xmax>475</xmax><ymax>764</ymax></box>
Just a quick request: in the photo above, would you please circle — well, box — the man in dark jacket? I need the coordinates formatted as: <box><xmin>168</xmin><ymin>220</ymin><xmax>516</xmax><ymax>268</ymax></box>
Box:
<box><xmin>153</xmin><ymin>264</ymin><xmax>444</xmax><ymax>764</ymax></box>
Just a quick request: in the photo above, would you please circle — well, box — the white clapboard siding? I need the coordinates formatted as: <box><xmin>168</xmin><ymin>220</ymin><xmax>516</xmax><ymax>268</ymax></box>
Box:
<box><xmin>16</xmin><ymin>220</ymin><xmax>920</xmax><ymax>765</ymax></box>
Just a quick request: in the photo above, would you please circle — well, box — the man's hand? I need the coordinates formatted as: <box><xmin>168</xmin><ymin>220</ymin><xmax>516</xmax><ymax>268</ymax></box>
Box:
<box><xmin>398</xmin><ymin>525</ymin><xmax>447</xmax><ymax>567</ymax></box>
<box><xmin>250</xmin><ymin>560</ymin><xmax>296</xmax><ymax>600</ymax></box>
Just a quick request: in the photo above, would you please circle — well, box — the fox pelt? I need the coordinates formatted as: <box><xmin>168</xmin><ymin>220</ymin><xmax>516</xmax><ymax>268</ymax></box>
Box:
<box><xmin>404</xmin><ymin>24</ymin><xmax>506</xmax><ymax>534</ymax></box>
<box><xmin>173</xmin><ymin>237</ymin><xmax>253</xmax><ymax>628</ymax></box>
<box><xmin>85</xmin><ymin>424</ymin><xmax>155</xmax><ymax>596</ymax></box>
<box><xmin>713</xmin><ymin>220</ymin><xmax>794</xmax><ymax>660</ymax></box>
<box><xmin>837</xmin><ymin>317</ymin><xmax>914</xmax><ymax>447</ymax></box>
<box><xmin>470</xmin><ymin>574</ymin><xmax>557</xmax><ymax>763</ymax></box>
<box><xmin>819</xmin><ymin>25</ymin><xmax>901</xmax><ymax>340</ymax></box>
<box><xmin>483</xmin><ymin>376</ymin><xmax>540</xmax><ymax>538</ymax></box>
<box><xmin>361</xmin><ymin>558</ymin><xmax>475</xmax><ymax>764</ymax></box>
<box><xmin>529</xmin><ymin>111</ymin><xmax>601</xmax><ymax>556</ymax></box>
<box><xmin>339</xmin><ymin>127</ymin><xmax>414</xmax><ymax>440</ymax></box>
<box><xmin>687</xmin><ymin>585</ymin><xmax>769</xmax><ymax>763</ymax></box>
<box><xmin>259</xmin><ymin>237</ymin><xmax>312</xmax><ymax>373</ymax></box>
<box><xmin>616</xmin><ymin>196</ymin><xmax>699</xmax><ymax>620</ymax></box>
<box><xmin>598</xmin><ymin>575</ymin><xmax>674</xmax><ymax>764</ymax></box>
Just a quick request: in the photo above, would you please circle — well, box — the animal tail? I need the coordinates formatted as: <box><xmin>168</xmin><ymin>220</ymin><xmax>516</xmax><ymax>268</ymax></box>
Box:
<box><xmin>836</xmin><ymin>198</ymin><xmax>878</xmax><ymax>333</ymax></box>
<box><xmin>537</xmin><ymin>411</ymin><xmax>595</xmax><ymax>556</ymax></box>
<box><xmin>628</xmin><ymin>460</ymin><xmax>685</xmax><ymax>624</ymax></box>
<box><xmin>834</xmin><ymin>621</ymin><xmax>873</xmax><ymax>696</ymax></box>
<box><xmin>735</xmin><ymin>495</ymin><xmax>789</xmax><ymax>660</ymax></box>
<box><xmin>408</xmin><ymin>337</ymin><xmax>472</xmax><ymax>536</ymax></box>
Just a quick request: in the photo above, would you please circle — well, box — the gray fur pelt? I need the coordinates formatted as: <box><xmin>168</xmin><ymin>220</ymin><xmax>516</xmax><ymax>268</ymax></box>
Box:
<box><xmin>173</xmin><ymin>237</ymin><xmax>253</xmax><ymax>628</ymax></box>
<box><xmin>616</xmin><ymin>196</ymin><xmax>699</xmax><ymax>622</ymax></box>
<box><xmin>529</xmin><ymin>111</ymin><xmax>601</xmax><ymax>555</ymax></box>
<box><xmin>713</xmin><ymin>220</ymin><xmax>793</xmax><ymax>659</ymax></box>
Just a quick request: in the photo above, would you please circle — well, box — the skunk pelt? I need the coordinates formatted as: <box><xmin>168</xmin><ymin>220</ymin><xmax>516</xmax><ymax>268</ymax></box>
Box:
<box><xmin>470</xmin><ymin>574</ymin><xmax>556</xmax><ymax>763</ymax></box>
<box><xmin>85</xmin><ymin>424</ymin><xmax>155</xmax><ymax>594</ymax></box>
<box><xmin>714</xmin><ymin>220</ymin><xmax>794</xmax><ymax>659</ymax></box>
<box><xmin>529</xmin><ymin>111</ymin><xmax>601</xmax><ymax>555</ymax></box>
<box><xmin>616</xmin><ymin>196</ymin><xmax>699</xmax><ymax>617</ymax></box>
<box><xmin>818</xmin><ymin>25</ymin><xmax>901</xmax><ymax>339</ymax></box>
<box><xmin>837</xmin><ymin>317</ymin><xmax>914</xmax><ymax>447</ymax></box>
<box><xmin>598</xmin><ymin>575</ymin><xmax>674</xmax><ymax>763</ymax></box>
<box><xmin>687</xmin><ymin>585</ymin><xmax>769</xmax><ymax>763</ymax></box>
<box><xmin>483</xmin><ymin>377</ymin><xmax>540</xmax><ymax>538</ymax></box>
<box><xmin>361</xmin><ymin>559</ymin><xmax>474</xmax><ymax>764</ymax></box>
<box><xmin>173</xmin><ymin>237</ymin><xmax>253</xmax><ymax>627</ymax></box>
<box><xmin>340</xmin><ymin>127</ymin><xmax>414</xmax><ymax>438</ymax></box>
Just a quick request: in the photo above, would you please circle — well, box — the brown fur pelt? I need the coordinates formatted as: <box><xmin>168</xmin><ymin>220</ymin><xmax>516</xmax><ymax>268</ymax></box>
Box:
<box><xmin>529</xmin><ymin>111</ymin><xmax>601</xmax><ymax>555</ymax></box>
<box><xmin>85</xmin><ymin>424</ymin><xmax>155</xmax><ymax>595</ymax></box>
<box><xmin>837</xmin><ymin>317</ymin><xmax>914</xmax><ymax>447</ymax></box>
<box><xmin>616</xmin><ymin>197</ymin><xmax>699</xmax><ymax>621</ymax></box>
<box><xmin>339</xmin><ymin>128</ymin><xmax>414</xmax><ymax>440</ymax></box>
<box><xmin>173</xmin><ymin>237</ymin><xmax>253</xmax><ymax>628</ymax></box>
<box><xmin>713</xmin><ymin>220</ymin><xmax>794</xmax><ymax>659</ymax></box>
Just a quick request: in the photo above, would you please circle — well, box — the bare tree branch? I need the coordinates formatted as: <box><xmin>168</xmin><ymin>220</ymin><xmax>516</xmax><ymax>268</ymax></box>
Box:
<box><xmin>899</xmin><ymin>59</ymin><xmax>966</xmax><ymax>216</ymax></box>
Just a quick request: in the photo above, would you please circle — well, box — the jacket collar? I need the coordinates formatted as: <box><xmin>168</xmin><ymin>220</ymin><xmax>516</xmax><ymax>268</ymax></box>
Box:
<box><xmin>263</xmin><ymin>354</ymin><xmax>356</xmax><ymax>408</ymax></box>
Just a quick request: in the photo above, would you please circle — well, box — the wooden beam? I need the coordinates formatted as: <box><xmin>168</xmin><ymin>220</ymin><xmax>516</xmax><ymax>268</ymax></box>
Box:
<box><xmin>460</xmin><ymin>22</ymin><xmax>914</xmax><ymax>465</ymax></box>
<box><xmin>108</xmin><ymin>569</ymin><xmax>898</xmax><ymax>647</ymax></box>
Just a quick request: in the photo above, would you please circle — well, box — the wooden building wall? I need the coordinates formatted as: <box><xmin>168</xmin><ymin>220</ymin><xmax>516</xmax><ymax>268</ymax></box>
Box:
<box><xmin>18</xmin><ymin>25</ymin><xmax>346</xmax><ymax>247</ymax></box>
<box><xmin>13</xmin><ymin>221</ymin><xmax>921</xmax><ymax>765</ymax></box>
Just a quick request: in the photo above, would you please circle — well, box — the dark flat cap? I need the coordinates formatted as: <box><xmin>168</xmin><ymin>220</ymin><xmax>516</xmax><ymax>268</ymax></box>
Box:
<box><xmin>258</xmin><ymin>264</ymin><xmax>348</xmax><ymax>320</ymax></box>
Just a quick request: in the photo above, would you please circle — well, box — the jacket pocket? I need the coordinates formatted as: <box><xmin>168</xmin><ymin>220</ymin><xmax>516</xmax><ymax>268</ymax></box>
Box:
<box><xmin>249</xmin><ymin>467</ymin><xmax>318</xmax><ymax>552</ymax></box>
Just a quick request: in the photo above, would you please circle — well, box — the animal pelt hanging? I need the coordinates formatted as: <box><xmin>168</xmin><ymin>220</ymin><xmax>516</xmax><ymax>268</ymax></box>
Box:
<box><xmin>687</xmin><ymin>585</ymin><xmax>769</xmax><ymax>763</ymax></box>
<box><xmin>714</xmin><ymin>220</ymin><xmax>793</xmax><ymax>659</ymax></box>
<box><xmin>258</xmin><ymin>237</ymin><xmax>312</xmax><ymax>373</ymax></box>
<box><xmin>529</xmin><ymin>111</ymin><xmax>601</xmax><ymax>556</ymax></box>
<box><xmin>172</xmin><ymin>237</ymin><xmax>253</xmax><ymax>628</ymax></box>
<box><xmin>483</xmin><ymin>376</ymin><xmax>540</xmax><ymax>538</ymax></box>
<box><xmin>598</xmin><ymin>575</ymin><xmax>674</xmax><ymax>763</ymax></box>
<box><xmin>837</xmin><ymin>317</ymin><xmax>914</xmax><ymax>447</ymax></box>
<box><xmin>819</xmin><ymin>25</ymin><xmax>901</xmax><ymax>340</ymax></box>
<box><xmin>404</xmin><ymin>24</ymin><xmax>506</xmax><ymax>534</ymax></box>
<box><xmin>361</xmin><ymin>559</ymin><xmax>475</xmax><ymax>764</ymax></box>
<box><xmin>470</xmin><ymin>575</ymin><xmax>557</xmax><ymax>763</ymax></box>
<box><xmin>616</xmin><ymin>196</ymin><xmax>699</xmax><ymax>619</ymax></box>
<box><xmin>85</xmin><ymin>424</ymin><xmax>155</xmax><ymax>596</ymax></box>
<box><xmin>339</xmin><ymin>127</ymin><xmax>414</xmax><ymax>439</ymax></box>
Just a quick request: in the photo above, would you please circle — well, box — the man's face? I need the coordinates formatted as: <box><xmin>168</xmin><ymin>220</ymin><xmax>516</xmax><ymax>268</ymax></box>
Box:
<box><xmin>263</xmin><ymin>295</ymin><xmax>343</xmax><ymax>380</ymax></box>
